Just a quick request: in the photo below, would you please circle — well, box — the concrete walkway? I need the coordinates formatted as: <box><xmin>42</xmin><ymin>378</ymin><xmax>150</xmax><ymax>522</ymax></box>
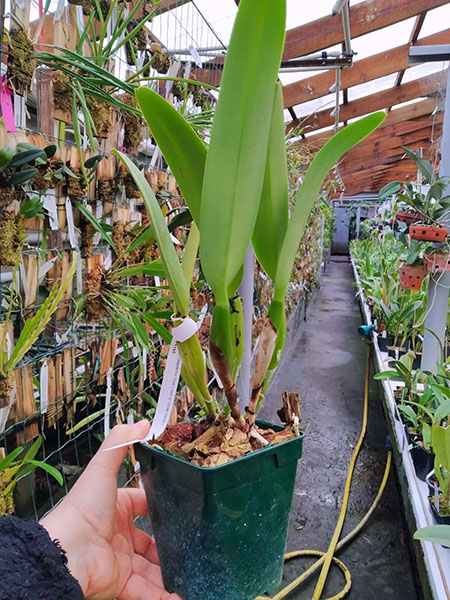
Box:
<box><xmin>259</xmin><ymin>258</ymin><xmax>421</xmax><ymax>599</ymax></box>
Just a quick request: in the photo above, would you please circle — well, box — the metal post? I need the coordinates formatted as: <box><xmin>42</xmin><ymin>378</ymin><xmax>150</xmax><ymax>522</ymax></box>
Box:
<box><xmin>355</xmin><ymin>206</ymin><xmax>361</xmax><ymax>239</ymax></box>
<box><xmin>236</xmin><ymin>245</ymin><xmax>255</xmax><ymax>406</ymax></box>
<box><xmin>421</xmin><ymin>66</ymin><xmax>450</xmax><ymax>371</ymax></box>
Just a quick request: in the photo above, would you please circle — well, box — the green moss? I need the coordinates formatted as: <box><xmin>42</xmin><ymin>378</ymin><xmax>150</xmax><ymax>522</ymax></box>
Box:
<box><xmin>0</xmin><ymin>212</ymin><xmax>24</xmax><ymax>266</ymax></box>
<box><xmin>86</xmin><ymin>95</ymin><xmax>113</xmax><ymax>137</ymax></box>
<box><xmin>7</xmin><ymin>28</ymin><xmax>36</xmax><ymax>95</ymax></box>
<box><xmin>0</xmin><ymin>373</ymin><xmax>12</xmax><ymax>409</ymax></box>
<box><xmin>152</xmin><ymin>49</ymin><xmax>170</xmax><ymax>74</ymax></box>
<box><xmin>98</xmin><ymin>178</ymin><xmax>118</xmax><ymax>203</ymax></box>
<box><xmin>0</xmin><ymin>472</ymin><xmax>14</xmax><ymax>516</ymax></box>
<box><xmin>125</xmin><ymin>19</ymin><xmax>148</xmax><ymax>65</ymax></box>
<box><xmin>52</xmin><ymin>71</ymin><xmax>72</xmax><ymax>114</ymax></box>
<box><xmin>122</xmin><ymin>94</ymin><xmax>143</xmax><ymax>153</ymax></box>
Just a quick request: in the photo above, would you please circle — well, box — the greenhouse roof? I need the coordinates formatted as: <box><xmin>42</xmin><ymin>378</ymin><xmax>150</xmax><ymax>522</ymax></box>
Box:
<box><xmin>156</xmin><ymin>0</ymin><xmax>449</xmax><ymax>198</ymax></box>
<box><xmin>30</xmin><ymin>0</ymin><xmax>450</xmax><ymax>197</ymax></box>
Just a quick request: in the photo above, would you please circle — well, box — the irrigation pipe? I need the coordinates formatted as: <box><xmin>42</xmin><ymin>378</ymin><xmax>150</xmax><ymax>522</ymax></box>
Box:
<box><xmin>256</xmin><ymin>342</ymin><xmax>393</xmax><ymax>600</ymax></box>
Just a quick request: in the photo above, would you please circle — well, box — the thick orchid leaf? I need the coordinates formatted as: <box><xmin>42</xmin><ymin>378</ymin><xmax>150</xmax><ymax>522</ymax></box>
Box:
<box><xmin>136</xmin><ymin>87</ymin><xmax>206</xmax><ymax>226</ymax></box>
<box><xmin>113</xmin><ymin>150</ymin><xmax>190</xmax><ymax>316</ymax></box>
<box><xmin>252</xmin><ymin>82</ymin><xmax>289</xmax><ymax>280</ymax></box>
<box><xmin>274</xmin><ymin>112</ymin><xmax>386</xmax><ymax>302</ymax></box>
<box><xmin>200</xmin><ymin>0</ymin><xmax>286</xmax><ymax>306</ymax></box>
<box><xmin>414</xmin><ymin>525</ymin><xmax>450</xmax><ymax>548</ymax></box>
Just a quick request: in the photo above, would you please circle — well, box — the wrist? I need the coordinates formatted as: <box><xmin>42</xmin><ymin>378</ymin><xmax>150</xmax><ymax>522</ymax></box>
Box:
<box><xmin>40</xmin><ymin>504</ymin><xmax>89</xmax><ymax>595</ymax></box>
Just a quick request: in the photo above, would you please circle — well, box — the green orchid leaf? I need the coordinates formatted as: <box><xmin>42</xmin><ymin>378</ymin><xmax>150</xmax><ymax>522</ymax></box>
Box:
<box><xmin>113</xmin><ymin>150</ymin><xmax>190</xmax><ymax>316</ymax></box>
<box><xmin>401</xmin><ymin>146</ymin><xmax>434</xmax><ymax>182</ymax></box>
<box><xmin>75</xmin><ymin>200</ymin><xmax>117</xmax><ymax>253</ymax></box>
<box><xmin>141</xmin><ymin>313</ymin><xmax>172</xmax><ymax>344</ymax></box>
<box><xmin>11</xmin><ymin>168</ymin><xmax>38</xmax><ymax>185</ymax></box>
<box><xmin>200</xmin><ymin>0</ymin><xmax>286</xmax><ymax>306</ymax></box>
<box><xmin>11</xmin><ymin>148</ymin><xmax>45</xmax><ymax>166</ymax></box>
<box><xmin>25</xmin><ymin>459</ymin><xmax>63</xmax><ymax>486</ymax></box>
<box><xmin>274</xmin><ymin>112</ymin><xmax>386</xmax><ymax>303</ymax></box>
<box><xmin>0</xmin><ymin>447</ymin><xmax>23</xmax><ymax>472</ymax></box>
<box><xmin>414</xmin><ymin>525</ymin><xmax>450</xmax><ymax>548</ymax></box>
<box><xmin>379</xmin><ymin>181</ymin><xmax>401</xmax><ymax>199</ymax></box>
<box><xmin>135</xmin><ymin>88</ymin><xmax>206</xmax><ymax>225</ymax></box>
<box><xmin>252</xmin><ymin>82</ymin><xmax>289</xmax><ymax>280</ymax></box>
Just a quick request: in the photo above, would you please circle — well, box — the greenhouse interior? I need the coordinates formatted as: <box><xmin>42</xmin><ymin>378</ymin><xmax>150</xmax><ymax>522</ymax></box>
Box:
<box><xmin>0</xmin><ymin>0</ymin><xmax>450</xmax><ymax>598</ymax></box>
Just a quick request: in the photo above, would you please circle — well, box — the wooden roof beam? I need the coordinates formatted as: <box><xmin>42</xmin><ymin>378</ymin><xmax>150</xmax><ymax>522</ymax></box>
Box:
<box><xmin>283</xmin><ymin>0</ymin><xmax>449</xmax><ymax>61</ymax></box>
<box><xmin>341</xmin><ymin>124</ymin><xmax>440</xmax><ymax>163</ymax></box>
<box><xmin>296</xmin><ymin>70</ymin><xmax>446</xmax><ymax>133</ymax></box>
<box><xmin>394</xmin><ymin>12</ymin><xmax>427</xmax><ymax>88</ymax></box>
<box><xmin>283</xmin><ymin>28</ymin><xmax>450</xmax><ymax>109</ymax></box>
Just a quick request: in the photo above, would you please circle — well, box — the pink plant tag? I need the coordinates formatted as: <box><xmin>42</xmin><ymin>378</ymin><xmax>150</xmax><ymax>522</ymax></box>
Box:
<box><xmin>0</xmin><ymin>77</ymin><xmax>16</xmax><ymax>132</ymax></box>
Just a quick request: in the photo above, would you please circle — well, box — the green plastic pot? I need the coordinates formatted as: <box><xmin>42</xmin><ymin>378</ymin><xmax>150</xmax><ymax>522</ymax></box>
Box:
<box><xmin>136</xmin><ymin>420</ymin><xmax>305</xmax><ymax>600</ymax></box>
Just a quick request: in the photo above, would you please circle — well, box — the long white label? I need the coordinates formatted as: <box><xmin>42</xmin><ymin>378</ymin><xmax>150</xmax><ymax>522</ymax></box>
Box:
<box><xmin>104</xmin><ymin>317</ymin><xmax>199</xmax><ymax>451</ymax></box>
<box><xmin>40</xmin><ymin>360</ymin><xmax>49</xmax><ymax>414</ymax></box>
<box><xmin>65</xmin><ymin>198</ymin><xmax>78</xmax><ymax>249</ymax></box>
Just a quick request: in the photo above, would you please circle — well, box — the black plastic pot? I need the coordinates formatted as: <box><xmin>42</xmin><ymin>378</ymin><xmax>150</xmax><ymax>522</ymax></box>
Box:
<box><xmin>410</xmin><ymin>444</ymin><xmax>435</xmax><ymax>481</ymax></box>
<box><xmin>377</xmin><ymin>335</ymin><xmax>394</xmax><ymax>352</ymax></box>
<box><xmin>388</xmin><ymin>340</ymin><xmax>410</xmax><ymax>359</ymax></box>
<box><xmin>136</xmin><ymin>421</ymin><xmax>305</xmax><ymax>600</ymax></box>
<box><xmin>429</xmin><ymin>497</ymin><xmax>450</xmax><ymax>525</ymax></box>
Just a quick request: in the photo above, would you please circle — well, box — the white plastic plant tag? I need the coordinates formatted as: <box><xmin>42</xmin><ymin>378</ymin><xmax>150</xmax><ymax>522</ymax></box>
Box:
<box><xmin>14</xmin><ymin>94</ymin><xmax>25</xmax><ymax>129</ymax></box>
<box><xmin>38</xmin><ymin>257</ymin><xmax>57</xmax><ymax>285</ymax></box>
<box><xmin>55</xmin><ymin>0</ymin><xmax>65</xmax><ymax>20</ymax></box>
<box><xmin>76</xmin><ymin>253</ymin><xmax>83</xmax><ymax>295</ymax></box>
<box><xmin>154</xmin><ymin>275</ymin><xmax>161</xmax><ymax>287</ymax></box>
<box><xmin>104</xmin><ymin>248</ymin><xmax>112</xmax><ymax>270</ymax></box>
<box><xmin>40</xmin><ymin>360</ymin><xmax>49</xmax><ymax>414</ymax></box>
<box><xmin>65</xmin><ymin>198</ymin><xmax>78</xmax><ymax>249</ymax></box>
<box><xmin>188</xmin><ymin>45</ymin><xmax>203</xmax><ymax>68</ymax></box>
<box><xmin>104</xmin><ymin>368</ymin><xmax>113</xmax><ymax>438</ymax></box>
<box><xmin>104</xmin><ymin>317</ymin><xmax>198</xmax><ymax>451</ymax></box>
<box><xmin>44</xmin><ymin>191</ymin><xmax>58</xmax><ymax>230</ymax></box>
<box><xmin>250</xmin><ymin>428</ymin><xmax>269</xmax><ymax>446</ymax></box>
<box><xmin>6</xmin><ymin>332</ymin><xmax>12</xmax><ymax>359</ymax></box>
<box><xmin>165</xmin><ymin>59</ymin><xmax>181</xmax><ymax>98</ymax></box>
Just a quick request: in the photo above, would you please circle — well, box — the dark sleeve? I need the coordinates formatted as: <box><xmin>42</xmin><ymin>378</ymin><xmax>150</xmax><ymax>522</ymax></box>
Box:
<box><xmin>0</xmin><ymin>515</ymin><xmax>84</xmax><ymax>600</ymax></box>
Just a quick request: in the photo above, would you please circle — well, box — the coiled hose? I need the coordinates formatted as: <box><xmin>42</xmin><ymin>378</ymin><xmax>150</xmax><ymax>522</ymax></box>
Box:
<box><xmin>256</xmin><ymin>342</ymin><xmax>393</xmax><ymax>600</ymax></box>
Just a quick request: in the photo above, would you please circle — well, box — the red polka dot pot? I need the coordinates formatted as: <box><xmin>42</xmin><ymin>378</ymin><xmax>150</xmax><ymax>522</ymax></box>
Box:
<box><xmin>395</xmin><ymin>211</ymin><xmax>420</xmax><ymax>225</ymax></box>
<box><xmin>398</xmin><ymin>262</ymin><xmax>427</xmax><ymax>290</ymax></box>
<box><xmin>409</xmin><ymin>224</ymin><xmax>449</xmax><ymax>243</ymax></box>
<box><xmin>425</xmin><ymin>253</ymin><xmax>450</xmax><ymax>274</ymax></box>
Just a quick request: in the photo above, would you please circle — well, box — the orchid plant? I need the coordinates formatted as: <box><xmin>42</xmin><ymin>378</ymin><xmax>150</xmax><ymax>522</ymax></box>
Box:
<box><xmin>114</xmin><ymin>0</ymin><xmax>385</xmax><ymax>433</ymax></box>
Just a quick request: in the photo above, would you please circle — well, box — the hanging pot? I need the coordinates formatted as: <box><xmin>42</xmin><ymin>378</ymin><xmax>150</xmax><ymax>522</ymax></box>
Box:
<box><xmin>425</xmin><ymin>253</ymin><xmax>450</xmax><ymax>273</ymax></box>
<box><xmin>395</xmin><ymin>210</ymin><xmax>420</xmax><ymax>225</ymax></box>
<box><xmin>398</xmin><ymin>262</ymin><xmax>427</xmax><ymax>290</ymax></box>
<box><xmin>409</xmin><ymin>224</ymin><xmax>449</xmax><ymax>243</ymax></box>
<box><xmin>136</xmin><ymin>421</ymin><xmax>305</xmax><ymax>600</ymax></box>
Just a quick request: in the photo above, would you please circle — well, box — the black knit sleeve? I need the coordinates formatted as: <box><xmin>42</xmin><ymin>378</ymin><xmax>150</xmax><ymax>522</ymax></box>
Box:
<box><xmin>0</xmin><ymin>515</ymin><xmax>84</xmax><ymax>600</ymax></box>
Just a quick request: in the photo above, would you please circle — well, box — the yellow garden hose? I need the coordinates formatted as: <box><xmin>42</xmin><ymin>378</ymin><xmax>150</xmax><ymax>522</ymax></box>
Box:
<box><xmin>255</xmin><ymin>342</ymin><xmax>393</xmax><ymax>600</ymax></box>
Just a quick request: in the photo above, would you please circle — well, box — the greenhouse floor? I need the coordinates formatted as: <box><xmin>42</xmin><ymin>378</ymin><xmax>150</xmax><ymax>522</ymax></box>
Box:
<box><xmin>259</xmin><ymin>257</ymin><xmax>422</xmax><ymax>599</ymax></box>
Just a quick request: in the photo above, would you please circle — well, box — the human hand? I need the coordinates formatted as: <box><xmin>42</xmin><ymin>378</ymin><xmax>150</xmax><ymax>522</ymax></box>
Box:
<box><xmin>41</xmin><ymin>421</ymin><xmax>182</xmax><ymax>600</ymax></box>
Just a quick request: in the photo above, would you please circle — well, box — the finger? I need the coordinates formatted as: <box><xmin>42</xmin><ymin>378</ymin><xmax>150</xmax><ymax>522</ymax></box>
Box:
<box><xmin>132</xmin><ymin>553</ymin><xmax>164</xmax><ymax>586</ymax></box>
<box><xmin>118</xmin><ymin>487</ymin><xmax>149</xmax><ymax>517</ymax></box>
<box><xmin>88</xmin><ymin>421</ymin><xmax>150</xmax><ymax>478</ymax></box>
<box><xmin>119</xmin><ymin>573</ymin><xmax>182</xmax><ymax>600</ymax></box>
<box><xmin>132</xmin><ymin>526</ymin><xmax>160</xmax><ymax>565</ymax></box>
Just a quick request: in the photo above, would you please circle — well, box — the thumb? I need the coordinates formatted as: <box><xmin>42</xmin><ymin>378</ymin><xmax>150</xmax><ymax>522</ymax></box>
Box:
<box><xmin>90</xmin><ymin>420</ymin><xmax>150</xmax><ymax>477</ymax></box>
